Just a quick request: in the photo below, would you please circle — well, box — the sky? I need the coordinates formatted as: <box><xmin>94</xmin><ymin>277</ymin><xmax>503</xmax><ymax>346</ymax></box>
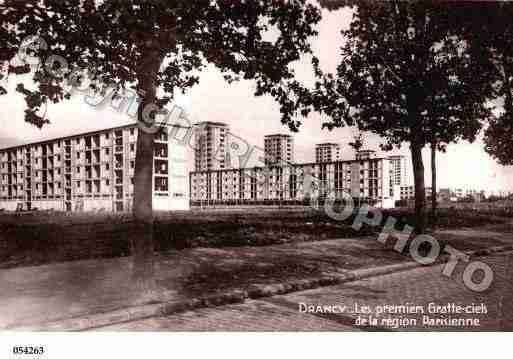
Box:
<box><xmin>0</xmin><ymin>7</ymin><xmax>512</xmax><ymax>193</ymax></box>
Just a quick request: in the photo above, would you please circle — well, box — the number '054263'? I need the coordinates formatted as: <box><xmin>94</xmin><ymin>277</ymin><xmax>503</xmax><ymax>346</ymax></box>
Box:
<box><xmin>12</xmin><ymin>346</ymin><xmax>44</xmax><ymax>355</ymax></box>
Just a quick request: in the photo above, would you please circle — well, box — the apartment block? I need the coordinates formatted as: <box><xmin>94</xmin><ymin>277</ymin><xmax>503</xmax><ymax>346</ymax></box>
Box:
<box><xmin>0</xmin><ymin>123</ymin><xmax>189</xmax><ymax>212</ymax></box>
<box><xmin>438</xmin><ymin>188</ymin><xmax>484</xmax><ymax>202</ymax></box>
<box><xmin>400</xmin><ymin>185</ymin><xmax>415</xmax><ymax>200</ymax></box>
<box><xmin>190</xmin><ymin>156</ymin><xmax>397</xmax><ymax>208</ymax></box>
<box><xmin>400</xmin><ymin>186</ymin><xmax>448</xmax><ymax>201</ymax></box>
<box><xmin>264</xmin><ymin>134</ymin><xmax>294</xmax><ymax>166</ymax></box>
<box><xmin>355</xmin><ymin>149</ymin><xmax>377</xmax><ymax>161</ymax></box>
<box><xmin>387</xmin><ymin>154</ymin><xmax>408</xmax><ymax>199</ymax></box>
<box><xmin>388</xmin><ymin>155</ymin><xmax>407</xmax><ymax>187</ymax></box>
<box><xmin>315</xmin><ymin>143</ymin><xmax>341</xmax><ymax>163</ymax></box>
<box><xmin>194</xmin><ymin>121</ymin><xmax>229</xmax><ymax>172</ymax></box>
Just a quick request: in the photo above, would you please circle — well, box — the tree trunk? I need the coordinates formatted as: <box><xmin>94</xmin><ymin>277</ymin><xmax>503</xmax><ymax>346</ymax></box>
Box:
<box><xmin>430</xmin><ymin>141</ymin><xmax>437</xmax><ymax>223</ymax></box>
<box><xmin>131</xmin><ymin>51</ymin><xmax>162</xmax><ymax>294</ymax></box>
<box><xmin>132</xmin><ymin>119</ymin><xmax>155</xmax><ymax>292</ymax></box>
<box><xmin>410</xmin><ymin>140</ymin><xmax>426</xmax><ymax>234</ymax></box>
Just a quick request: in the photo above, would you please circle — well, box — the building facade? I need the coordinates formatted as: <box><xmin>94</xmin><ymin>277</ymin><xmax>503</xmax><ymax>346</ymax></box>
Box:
<box><xmin>400</xmin><ymin>185</ymin><xmax>415</xmax><ymax>200</ymax></box>
<box><xmin>398</xmin><ymin>186</ymin><xmax>484</xmax><ymax>203</ymax></box>
<box><xmin>315</xmin><ymin>143</ymin><xmax>341</xmax><ymax>163</ymax></box>
<box><xmin>388</xmin><ymin>155</ymin><xmax>407</xmax><ymax>187</ymax></box>
<box><xmin>355</xmin><ymin>149</ymin><xmax>377</xmax><ymax>161</ymax></box>
<box><xmin>264</xmin><ymin>134</ymin><xmax>294</xmax><ymax>166</ymax></box>
<box><xmin>387</xmin><ymin>155</ymin><xmax>408</xmax><ymax>199</ymax></box>
<box><xmin>438</xmin><ymin>188</ymin><xmax>484</xmax><ymax>202</ymax></box>
<box><xmin>194</xmin><ymin>121</ymin><xmax>229</xmax><ymax>171</ymax></box>
<box><xmin>190</xmin><ymin>156</ymin><xmax>397</xmax><ymax>208</ymax></box>
<box><xmin>0</xmin><ymin>123</ymin><xmax>189</xmax><ymax>212</ymax></box>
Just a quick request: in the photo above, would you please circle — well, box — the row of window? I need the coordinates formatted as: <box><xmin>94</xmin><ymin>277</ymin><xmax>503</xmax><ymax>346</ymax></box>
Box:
<box><xmin>0</xmin><ymin>128</ymin><xmax>138</xmax><ymax>156</ymax></box>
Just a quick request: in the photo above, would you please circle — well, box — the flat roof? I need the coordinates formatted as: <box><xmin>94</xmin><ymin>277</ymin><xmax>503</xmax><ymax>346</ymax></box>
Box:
<box><xmin>194</xmin><ymin>121</ymin><xmax>228</xmax><ymax>127</ymax></box>
<box><xmin>316</xmin><ymin>142</ymin><xmax>340</xmax><ymax>146</ymax></box>
<box><xmin>0</xmin><ymin>123</ymin><xmax>135</xmax><ymax>152</ymax></box>
<box><xmin>0</xmin><ymin>121</ymin><xmax>190</xmax><ymax>152</ymax></box>
<box><xmin>190</xmin><ymin>156</ymin><xmax>388</xmax><ymax>174</ymax></box>
<box><xmin>264</xmin><ymin>134</ymin><xmax>292</xmax><ymax>138</ymax></box>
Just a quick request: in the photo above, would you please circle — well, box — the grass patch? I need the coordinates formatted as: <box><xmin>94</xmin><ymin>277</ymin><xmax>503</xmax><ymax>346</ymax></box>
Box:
<box><xmin>0</xmin><ymin>207</ymin><xmax>508</xmax><ymax>269</ymax></box>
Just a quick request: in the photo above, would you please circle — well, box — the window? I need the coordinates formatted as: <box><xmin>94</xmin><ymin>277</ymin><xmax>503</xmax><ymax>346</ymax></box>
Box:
<box><xmin>130</xmin><ymin>144</ymin><xmax>135</xmax><ymax>152</ymax></box>
<box><xmin>130</xmin><ymin>128</ymin><xmax>135</xmax><ymax>135</ymax></box>
<box><xmin>105</xmin><ymin>148</ymin><xmax>110</xmax><ymax>155</ymax></box>
<box><xmin>105</xmin><ymin>163</ymin><xmax>110</xmax><ymax>170</ymax></box>
<box><xmin>106</xmin><ymin>179</ymin><xmax>110</xmax><ymax>186</ymax></box>
<box><xmin>130</xmin><ymin>161</ymin><xmax>134</xmax><ymax>169</ymax></box>
<box><xmin>154</xmin><ymin>177</ymin><xmax>168</xmax><ymax>192</ymax></box>
<box><xmin>77</xmin><ymin>152</ymin><xmax>80</xmax><ymax>159</ymax></box>
<box><xmin>105</xmin><ymin>133</ymin><xmax>109</xmax><ymax>139</ymax></box>
<box><xmin>76</xmin><ymin>167</ymin><xmax>80</xmax><ymax>173</ymax></box>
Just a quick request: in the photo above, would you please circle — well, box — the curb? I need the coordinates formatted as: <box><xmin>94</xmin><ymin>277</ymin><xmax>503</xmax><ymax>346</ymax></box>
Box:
<box><xmin>13</xmin><ymin>244</ymin><xmax>513</xmax><ymax>331</ymax></box>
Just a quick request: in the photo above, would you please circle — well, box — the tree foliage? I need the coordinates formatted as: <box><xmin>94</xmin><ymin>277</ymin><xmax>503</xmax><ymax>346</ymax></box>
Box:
<box><xmin>348</xmin><ymin>133</ymin><xmax>363</xmax><ymax>152</ymax></box>
<box><xmin>318</xmin><ymin>2</ymin><xmax>494</xmax><ymax>148</ymax></box>
<box><xmin>425</xmin><ymin>1</ymin><xmax>513</xmax><ymax>166</ymax></box>
<box><xmin>0</xmin><ymin>0</ymin><xmax>321</xmax><ymax>290</ymax></box>
<box><xmin>1</xmin><ymin>0</ymin><xmax>321</xmax><ymax>126</ymax></box>
<box><xmin>469</xmin><ymin>4</ymin><xmax>513</xmax><ymax>166</ymax></box>
<box><xmin>279</xmin><ymin>1</ymin><xmax>497</xmax><ymax>233</ymax></box>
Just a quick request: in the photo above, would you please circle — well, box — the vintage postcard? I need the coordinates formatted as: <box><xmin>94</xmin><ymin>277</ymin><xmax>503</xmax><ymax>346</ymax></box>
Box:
<box><xmin>0</xmin><ymin>1</ymin><xmax>512</xmax><ymax>356</ymax></box>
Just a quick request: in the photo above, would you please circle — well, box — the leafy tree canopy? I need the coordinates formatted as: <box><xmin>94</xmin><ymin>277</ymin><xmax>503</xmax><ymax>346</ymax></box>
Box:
<box><xmin>306</xmin><ymin>2</ymin><xmax>495</xmax><ymax>151</ymax></box>
<box><xmin>1</xmin><ymin>0</ymin><xmax>321</xmax><ymax>128</ymax></box>
<box><xmin>274</xmin><ymin>1</ymin><xmax>504</xmax><ymax>234</ymax></box>
<box><xmin>0</xmin><ymin>0</ymin><xmax>322</xmax><ymax>287</ymax></box>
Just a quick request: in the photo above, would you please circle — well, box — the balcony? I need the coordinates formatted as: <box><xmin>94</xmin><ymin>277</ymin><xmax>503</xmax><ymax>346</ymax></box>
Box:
<box><xmin>154</xmin><ymin>138</ymin><xmax>167</xmax><ymax>144</ymax></box>
<box><xmin>154</xmin><ymin>151</ymin><xmax>168</xmax><ymax>159</ymax></box>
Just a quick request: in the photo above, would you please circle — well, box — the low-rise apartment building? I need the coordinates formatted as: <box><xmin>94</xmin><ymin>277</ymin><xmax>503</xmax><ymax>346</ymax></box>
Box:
<box><xmin>190</xmin><ymin>156</ymin><xmax>398</xmax><ymax>208</ymax></box>
<box><xmin>0</xmin><ymin>123</ymin><xmax>188</xmax><ymax>212</ymax></box>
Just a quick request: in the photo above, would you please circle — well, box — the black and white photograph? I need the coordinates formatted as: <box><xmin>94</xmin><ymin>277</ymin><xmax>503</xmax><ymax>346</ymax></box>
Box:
<box><xmin>0</xmin><ymin>0</ymin><xmax>512</xmax><ymax>356</ymax></box>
